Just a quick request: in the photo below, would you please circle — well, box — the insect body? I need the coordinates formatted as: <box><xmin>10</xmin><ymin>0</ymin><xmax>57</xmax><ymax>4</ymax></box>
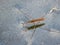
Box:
<box><xmin>27</xmin><ymin>17</ymin><xmax>45</xmax><ymax>23</ymax></box>
<box><xmin>27</xmin><ymin>23</ymin><xmax>45</xmax><ymax>30</ymax></box>
<box><xmin>22</xmin><ymin>17</ymin><xmax>45</xmax><ymax>31</ymax></box>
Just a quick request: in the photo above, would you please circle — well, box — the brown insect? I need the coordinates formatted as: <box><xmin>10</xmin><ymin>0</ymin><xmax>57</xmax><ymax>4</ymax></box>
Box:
<box><xmin>27</xmin><ymin>17</ymin><xmax>45</xmax><ymax>23</ymax></box>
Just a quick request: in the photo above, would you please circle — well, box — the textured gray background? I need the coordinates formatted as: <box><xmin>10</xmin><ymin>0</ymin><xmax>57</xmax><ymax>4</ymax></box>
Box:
<box><xmin>0</xmin><ymin>0</ymin><xmax>60</xmax><ymax>45</ymax></box>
